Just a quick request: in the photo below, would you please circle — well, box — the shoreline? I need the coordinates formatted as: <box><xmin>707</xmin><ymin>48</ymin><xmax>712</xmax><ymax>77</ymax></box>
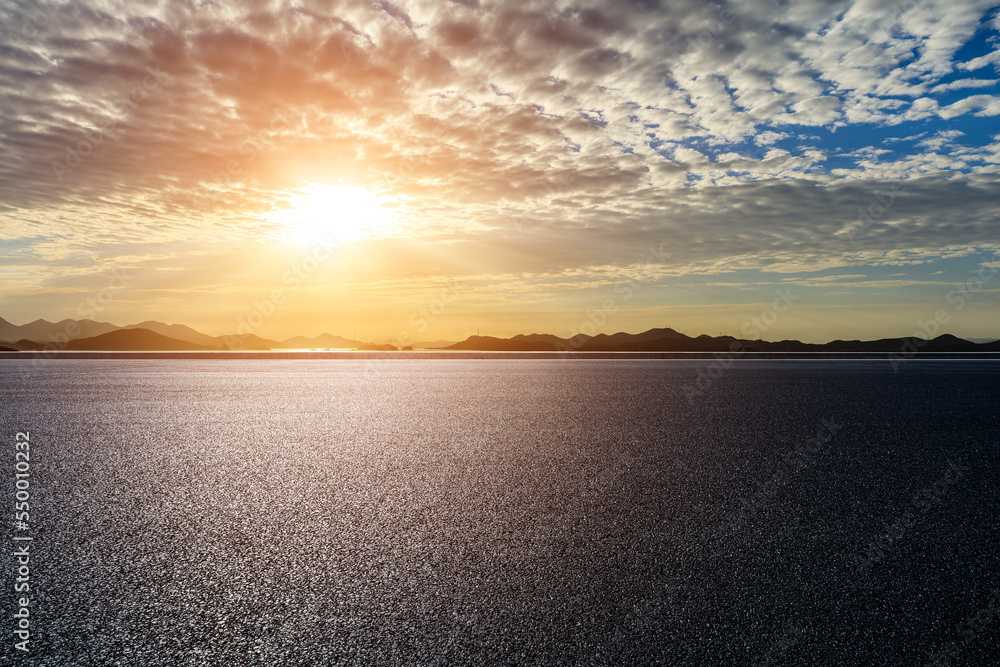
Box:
<box><xmin>3</xmin><ymin>351</ymin><xmax>1000</xmax><ymax>360</ymax></box>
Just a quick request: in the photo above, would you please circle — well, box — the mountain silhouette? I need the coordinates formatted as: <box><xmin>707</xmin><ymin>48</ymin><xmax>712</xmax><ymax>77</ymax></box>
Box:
<box><xmin>277</xmin><ymin>333</ymin><xmax>364</xmax><ymax>349</ymax></box>
<box><xmin>123</xmin><ymin>321</ymin><xmax>220</xmax><ymax>346</ymax></box>
<box><xmin>0</xmin><ymin>316</ymin><xmax>118</xmax><ymax>343</ymax></box>
<box><xmin>355</xmin><ymin>343</ymin><xmax>399</xmax><ymax>351</ymax></box>
<box><xmin>0</xmin><ymin>317</ymin><xmax>362</xmax><ymax>350</ymax></box>
<box><xmin>445</xmin><ymin>328</ymin><xmax>1000</xmax><ymax>353</ymax></box>
<box><xmin>445</xmin><ymin>335</ymin><xmax>567</xmax><ymax>351</ymax></box>
<box><xmin>2</xmin><ymin>315</ymin><xmax>998</xmax><ymax>353</ymax></box>
<box><xmin>65</xmin><ymin>329</ymin><xmax>220</xmax><ymax>351</ymax></box>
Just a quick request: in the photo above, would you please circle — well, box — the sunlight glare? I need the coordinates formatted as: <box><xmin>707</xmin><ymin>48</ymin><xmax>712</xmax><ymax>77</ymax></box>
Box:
<box><xmin>272</xmin><ymin>183</ymin><xmax>398</xmax><ymax>245</ymax></box>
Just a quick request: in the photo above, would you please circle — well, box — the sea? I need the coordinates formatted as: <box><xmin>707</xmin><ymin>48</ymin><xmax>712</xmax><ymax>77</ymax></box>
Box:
<box><xmin>1</xmin><ymin>358</ymin><xmax>999</xmax><ymax>665</ymax></box>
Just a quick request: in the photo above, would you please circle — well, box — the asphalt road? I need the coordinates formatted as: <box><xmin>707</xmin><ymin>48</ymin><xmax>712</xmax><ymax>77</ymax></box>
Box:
<box><xmin>2</xmin><ymin>359</ymin><xmax>998</xmax><ymax>665</ymax></box>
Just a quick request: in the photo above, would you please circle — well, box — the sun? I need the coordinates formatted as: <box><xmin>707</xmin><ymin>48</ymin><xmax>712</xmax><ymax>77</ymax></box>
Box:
<box><xmin>271</xmin><ymin>183</ymin><xmax>398</xmax><ymax>245</ymax></box>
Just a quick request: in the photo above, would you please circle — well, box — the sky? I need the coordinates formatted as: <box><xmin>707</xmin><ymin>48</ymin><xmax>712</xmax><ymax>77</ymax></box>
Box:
<box><xmin>1</xmin><ymin>0</ymin><xmax>999</xmax><ymax>343</ymax></box>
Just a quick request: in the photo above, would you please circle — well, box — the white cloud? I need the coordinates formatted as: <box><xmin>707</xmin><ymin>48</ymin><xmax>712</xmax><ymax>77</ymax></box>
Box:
<box><xmin>956</xmin><ymin>48</ymin><xmax>1000</xmax><ymax>71</ymax></box>
<box><xmin>917</xmin><ymin>129</ymin><xmax>965</xmax><ymax>150</ymax></box>
<box><xmin>930</xmin><ymin>78</ymin><xmax>998</xmax><ymax>93</ymax></box>
<box><xmin>754</xmin><ymin>130</ymin><xmax>789</xmax><ymax>146</ymax></box>
<box><xmin>939</xmin><ymin>95</ymin><xmax>1000</xmax><ymax>118</ymax></box>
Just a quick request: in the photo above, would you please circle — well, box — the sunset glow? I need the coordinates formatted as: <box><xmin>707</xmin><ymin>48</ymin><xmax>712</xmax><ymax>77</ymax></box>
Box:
<box><xmin>0</xmin><ymin>1</ymin><xmax>999</xmax><ymax>343</ymax></box>
<box><xmin>5</xmin><ymin>3</ymin><xmax>1000</xmax><ymax>661</ymax></box>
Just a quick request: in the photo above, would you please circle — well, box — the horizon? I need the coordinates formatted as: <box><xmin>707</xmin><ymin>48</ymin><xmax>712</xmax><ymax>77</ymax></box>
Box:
<box><xmin>1</xmin><ymin>313</ymin><xmax>997</xmax><ymax>347</ymax></box>
<box><xmin>4</xmin><ymin>3</ymin><xmax>1000</xmax><ymax>661</ymax></box>
<box><xmin>2</xmin><ymin>2</ymin><xmax>1000</xmax><ymax>343</ymax></box>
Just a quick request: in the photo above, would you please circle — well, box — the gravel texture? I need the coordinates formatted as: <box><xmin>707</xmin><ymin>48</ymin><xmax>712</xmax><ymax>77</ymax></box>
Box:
<box><xmin>1</xmin><ymin>359</ymin><xmax>999</xmax><ymax>665</ymax></box>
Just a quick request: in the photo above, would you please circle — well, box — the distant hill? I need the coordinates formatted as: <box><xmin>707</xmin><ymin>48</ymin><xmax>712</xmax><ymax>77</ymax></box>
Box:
<box><xmin>580</xmin><ymin>328</ymin><xmax>741</xmax><ymax>352</ymax></box>
<box><xmin>512</xmin><ymin>333</ymin><xmax>592</xmax><ymax>348</ymax></box>
<box><xmin>0</xmin><ymin>316</ymin><xmax>371</xmax><ymax>350</ymax></box>
<box><xmin>446</xmin><ymin>329</ymin><xmax>1000</xmax><ymax>353</ymax></box>
<box><xmin>445</xmin><ymin>333</ymin><xmax>591</xmax><ymax>351</ymax></box>
<box><xmin>120</xmin><ymin>320</ymin><xmax>281</xmax><ymax>349</ymax></box>
<box><xmin>275</xmin><ymin>333</ymin><xmax>363</xmax><ymax>349</ymax></box>
<box><xmin>217</xmin><ymin>333</ymin><xmax>278</xmax><ymax>350</ymax></box>
<box><xmin>65</xmin><ymin>329</ymin><xmax>220</xmax><ymax>351</ymax></box>
<box><xmin>1</xmin><ymin>339</ymin><xmax>48</xmax><ymax>351</ymax></box>
<box><xmin>123</xmin><ymin>321</ymin><xmax>220</xmax><ymax>346</ymax></box>
<box><xmin>356</xmin><ymin>343</ymin><xmax>398</xmax><ymax>351</ymax></box>
<box><xmin>124</xmin><ymin>321</ymin><xmax>280</xmax><ymax>349</ymax></box>
<box><xmin>446</xmin><ymin>335</ymin><xmax>558</xmax><ymax>351</ymax></box>
<box><xmin>412</xmin><ymin>339</ymin><xmax>458</xmax><ymax>349</ymax></box>
<box><xmin>0</xmin><ymin>316</ymin><xmax>119</xmax><ymax>343</ymax></box>
<box><xmin>445</xmin><ymin>328</ymin><xmax>729</xmax><ymax>351</ymax></box>
<box><xmin>0</xmin><ymin>316</ymin><xmax>229</xmax><ymax>347</ymax></box>
<box><xmin>4</xmin><ymin>315</ymin><xmax>997</xmax><ymax>354</ymax></box>
<box><xmin>745</xmin><ymin>333</ymin><xmax>1000</xmax><ymax>353</ymax></box>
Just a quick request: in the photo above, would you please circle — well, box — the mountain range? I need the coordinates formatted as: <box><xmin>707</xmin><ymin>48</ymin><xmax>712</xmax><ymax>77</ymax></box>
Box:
<box><xmin>444</xmin><ymin>327</ymin><xmax>1000</xmax><ymax>353</ymax></box>
<box><xmin>0</xmin><ymin>316</ymin><xmax>443</xmax><ymax>351</ymax></box>
<box><xmin>1</xmin><ymin>316</ymin><xmax>998</xmax><ymax>353</ymax></box>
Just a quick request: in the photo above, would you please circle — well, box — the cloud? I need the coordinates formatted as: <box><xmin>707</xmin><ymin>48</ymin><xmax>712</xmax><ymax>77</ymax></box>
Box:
<box><xmin>917</xmin><ymin>129</ymin><xmax>965</xmax><ymax>150</ymax></box>
<box><xmin>1</xmin><ymin>0</ymin><xmax>999</xmax><ymax>331</ymax></box>
<box><xmin>930</xmin><ymin>78</ymin><xmax>998</xmax><ymax>93</ymax></box>
<box><xmin>754</xmin><ymin>130</ymin><xmax>790</xmax><ymax>146</ymax></box>
<box><xmin>956</xmin><ymin>47</ymin><xmax>1000</xmax><ymax>71</ymax></box>
<box><xmin>939</xmin><ymin>94</ymin><xmax>1000</xmax><ymax>118</ymax></box>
